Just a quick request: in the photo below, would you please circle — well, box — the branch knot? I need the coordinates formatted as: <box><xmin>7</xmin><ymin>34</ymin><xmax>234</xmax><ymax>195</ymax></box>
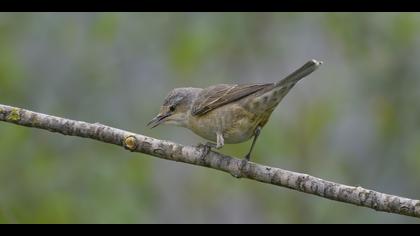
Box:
<box><xmin>123</xmin><ymin>135</ymin><xmax>138</xmax><ymax>151</ymax></box>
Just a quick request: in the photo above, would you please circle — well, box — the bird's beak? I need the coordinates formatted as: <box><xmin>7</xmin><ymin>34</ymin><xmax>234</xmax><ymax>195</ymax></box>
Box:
<box><xmin>147</xmin><ymin>112</ymin><xmax>172</xmax><ymax>128</ymax></box>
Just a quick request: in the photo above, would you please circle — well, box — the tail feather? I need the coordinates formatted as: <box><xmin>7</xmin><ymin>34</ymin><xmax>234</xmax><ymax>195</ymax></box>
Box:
<box><xmin>249</xmin><ymin>59</ymin><xmax>323</xmax><ymax>113</ymax></box>
<box><xmin>275</xmin><ymin>59</ymin><xmax>323</xmax><ymax>88</ymax></box>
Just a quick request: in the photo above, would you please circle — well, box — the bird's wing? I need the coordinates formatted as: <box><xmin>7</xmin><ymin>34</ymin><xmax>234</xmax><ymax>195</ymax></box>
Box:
<box><xmin>191</xmin><ymin>83</ymin><xmax>272</xmax><ymax>116</ymax></box>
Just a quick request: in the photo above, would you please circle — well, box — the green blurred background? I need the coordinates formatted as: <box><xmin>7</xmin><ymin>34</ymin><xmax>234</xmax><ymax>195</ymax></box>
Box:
<box><xmin>0</xmin><ymin>13</ymin><xmax>420</xmax><ymax>223</ymax></box>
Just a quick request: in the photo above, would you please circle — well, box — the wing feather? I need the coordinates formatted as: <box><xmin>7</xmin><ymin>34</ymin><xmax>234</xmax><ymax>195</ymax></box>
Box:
<box><xmin>192</xmin><ymin>83</ymin><xmax>272</xmax><ymax>116</ymax></box>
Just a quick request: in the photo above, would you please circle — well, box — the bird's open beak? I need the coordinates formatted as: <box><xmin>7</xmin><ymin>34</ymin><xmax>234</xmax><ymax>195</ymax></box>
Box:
<box><xmin>147</xmin><ymin>112</ymin><xmax>172</xmax><ymax>128</ymax></box>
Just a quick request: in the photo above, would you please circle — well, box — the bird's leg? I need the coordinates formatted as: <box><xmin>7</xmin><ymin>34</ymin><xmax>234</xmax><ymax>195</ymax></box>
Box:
<box><xmin>239</xmin><ymin>127</ymin><xmax>262</xmax><ymax>174</ymax></box>
<box><xmin>244</xmin><ymin>126</ymin><xmax>262</xmax><ymax>162</ymax></box>
<box><xmin>196</xmin><ymin>143</ymin><xmax>213</xmax><ymax>161</ymax></box>
<box><xmin>215</xmin><ymin>132</ymin><xmax>224</xmax><ymax>149</ymax></box>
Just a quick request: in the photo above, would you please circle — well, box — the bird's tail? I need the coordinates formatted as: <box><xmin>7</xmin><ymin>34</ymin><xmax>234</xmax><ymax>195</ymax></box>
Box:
<box><xmin>275</xmin><ymin>59</ymin><xmax>323</xmax><ymax>88</ymax></box>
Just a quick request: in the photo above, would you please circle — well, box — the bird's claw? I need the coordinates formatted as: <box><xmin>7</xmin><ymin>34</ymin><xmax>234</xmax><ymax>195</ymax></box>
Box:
<box><xmin>196</xmin><ymin>142</ymin><xmax>216</xmax><ymax>163</ymax></box>
<box><xmin>240</xmin><ymin>159</ymin><xmax>248</xmax><ymax>172</ymax></box>
<box><xmin>204</xmin><ymin>142</ymin><xmax>218</xmax><ymax>149</ymax></box>
<box><xmin>231</xmin><ymin>159</ymin><xmax>249</xmax><ymax>178</ymax></box>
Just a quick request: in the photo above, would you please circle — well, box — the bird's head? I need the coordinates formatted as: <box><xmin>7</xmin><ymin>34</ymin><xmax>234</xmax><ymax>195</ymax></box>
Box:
<box><xmin>147</xmin><ymin>87</ymin><xmax>200</xmax><ymax>128</ymax></box>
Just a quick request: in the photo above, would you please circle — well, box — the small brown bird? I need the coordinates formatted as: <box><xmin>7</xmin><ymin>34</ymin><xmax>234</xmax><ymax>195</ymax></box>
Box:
<box><xmin>148</xmin><ymin>59</ymin><xmax>322</xmax><ymax>161</ymax></box>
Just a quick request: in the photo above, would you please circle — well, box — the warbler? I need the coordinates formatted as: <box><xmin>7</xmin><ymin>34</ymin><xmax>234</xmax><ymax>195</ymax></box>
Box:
<box><xmin>147</xmin><ymin>59</ymin><xmax>322</xmax><ymax>161</ymax></box>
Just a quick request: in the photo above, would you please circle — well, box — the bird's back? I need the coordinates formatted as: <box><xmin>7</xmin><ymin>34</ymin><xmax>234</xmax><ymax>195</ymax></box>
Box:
<box><xmin>191</xmin><ymin>83</ymin><xmax>273</xmax><ymax>116</ymax></box>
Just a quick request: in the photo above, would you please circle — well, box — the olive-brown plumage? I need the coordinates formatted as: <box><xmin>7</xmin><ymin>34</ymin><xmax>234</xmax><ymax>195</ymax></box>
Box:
<box><xmin>148</xmin><ymin>59</ymin><xmax>322</xmax><ymax>161</ymax></box>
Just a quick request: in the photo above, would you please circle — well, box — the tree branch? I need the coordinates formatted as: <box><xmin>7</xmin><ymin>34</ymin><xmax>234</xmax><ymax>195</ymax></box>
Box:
<box><xmin>0</xmin><ymin>103</ymin><xmax>419</xmax><ymax>218</ymax></box>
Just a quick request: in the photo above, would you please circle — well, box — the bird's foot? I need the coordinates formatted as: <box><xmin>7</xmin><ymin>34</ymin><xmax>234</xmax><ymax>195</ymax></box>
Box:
<box><xmin>239</xmin><ymin>154</ymin><xmax>252</xmax><ymax>177</ymax></box>
<box><xmin>231</xmin><ymin>159</ymin><xmax>249</xmax><ymax>178</ymax></box>
<box><xmin>196</xmin><ymin>142</ymin><xmax>216</xmax><ymax>163</ymax></box>
<box><xmin>204</xmin><ymin>142</ymin><xmax>218</xmax><ymax>149</ymax></box>
<box><xmin>241</xmin><ymin>153</ymin><xmax>251</xmax><ymax>169</ymax></box>
<box><xmin>240</xmin><ymin>158</ymin><xmax>249</xmax><ymax>172</ymax></box>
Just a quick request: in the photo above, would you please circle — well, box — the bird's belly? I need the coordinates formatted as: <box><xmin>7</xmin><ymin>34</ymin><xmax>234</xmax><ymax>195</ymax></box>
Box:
<box><xmin>189</xmin><ymin>104</ymin><xmax>264</xmax><ymax>144</ymax></box>
<box><xmin>190</xmin><ymin>119</ymin><xmax>256</xmax><ymax>144</ymax></box>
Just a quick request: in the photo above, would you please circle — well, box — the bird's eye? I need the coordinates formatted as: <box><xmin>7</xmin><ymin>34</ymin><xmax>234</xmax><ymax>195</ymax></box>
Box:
<box><xmin>169</xmin><ymin>105</ymin><xmax>175</xmax><ymax>112</ymax></box>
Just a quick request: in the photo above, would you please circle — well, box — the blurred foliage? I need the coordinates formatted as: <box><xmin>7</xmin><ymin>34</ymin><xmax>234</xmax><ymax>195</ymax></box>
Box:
<box><xmin>0</xmin><ymin>13</ymin><xmax>420</xmax><ymax>223</ymax></box>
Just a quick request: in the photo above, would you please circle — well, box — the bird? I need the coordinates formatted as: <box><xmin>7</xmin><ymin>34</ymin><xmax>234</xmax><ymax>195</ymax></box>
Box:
<box><xmin>147</xmin><ymin>59</ymin><xmax>322</xmax><ymax>162</ymax></box>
